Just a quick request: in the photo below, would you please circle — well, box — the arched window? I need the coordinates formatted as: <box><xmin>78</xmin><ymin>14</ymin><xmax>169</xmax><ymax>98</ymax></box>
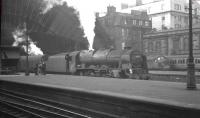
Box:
<box><xmin>148</xmin><ymin>42</ymin><xmax>153</xmax><ymax>52</ymax></box>
<box><xmin>183</xmin><ymin>35</ymin><xmax>189</xmax><ymax>51</ymax></box>
<box><xmin>155</xmin><ymin>41</ymin><xmax>161</xmax><ymax>52</ymax></box>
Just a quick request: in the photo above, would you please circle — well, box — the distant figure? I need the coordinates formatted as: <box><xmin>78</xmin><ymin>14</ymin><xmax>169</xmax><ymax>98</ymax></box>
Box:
<box><xmin>39</xmin><ymin>60</ymin><xmax>46</xmax><ymax>75</ymax></box>
<box><xmin>34</xmin><ymin>64</ymin><xmax>39</xmax><ymax>75</ymax></box>
<box><xmin>42</xmin><ymin>61</ymin><xmax>46</xmax><ymax>75</ymax></box>
<box><xmin>38</xmin><ymin>63</ymin><xmax>42</xmax><ymax>75</ymax></box>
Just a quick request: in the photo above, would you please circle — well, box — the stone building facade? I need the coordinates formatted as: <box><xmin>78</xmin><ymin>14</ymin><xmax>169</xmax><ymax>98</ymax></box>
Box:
<box><xmin>96</xmin><ymin>6</ymin><xmax>152</xmax><ymax>51</ymax></box>
<box><xmin>143</xmin><ymin>24</ymin><xmax>200</xmax><ymax>56</ymax></box>
<box><xmin>121</xmin><ymin>0</ymin><xmax>200</xmax><ymax>31</ymax></box>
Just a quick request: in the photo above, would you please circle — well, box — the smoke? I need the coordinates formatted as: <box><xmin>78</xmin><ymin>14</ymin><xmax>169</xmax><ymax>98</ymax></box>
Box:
<box><xmin>12</xmin><ymin>23</ymin><xmax>43</xmax><ymax>55</ymax></box>
<box><xmin>22</xmin><ymin>42</ymin><xmax>44</xmax><ymax>55</ymax></box>
<box><xmin>11</xmin><ymin>0</ymin><xmax>62</xmax><ymax>55</ymax></box>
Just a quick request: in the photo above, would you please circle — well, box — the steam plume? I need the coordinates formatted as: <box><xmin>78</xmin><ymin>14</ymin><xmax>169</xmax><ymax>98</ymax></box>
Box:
<box><xmin>12</xmin><ymin>23</ymin><xmax>43</xmax><ymax>55</ymax></box>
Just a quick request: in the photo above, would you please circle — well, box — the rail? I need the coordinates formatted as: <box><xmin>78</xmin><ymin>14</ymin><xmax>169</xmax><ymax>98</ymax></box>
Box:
<box><xmin>0</xmin><ymin>89</ymin><xmax>90</xmax><ymax>118</ymax></box>
<box><xmin>0</xmin><ymin>80</ymin><xmax>200</xmax><ymax>118</ymax></box>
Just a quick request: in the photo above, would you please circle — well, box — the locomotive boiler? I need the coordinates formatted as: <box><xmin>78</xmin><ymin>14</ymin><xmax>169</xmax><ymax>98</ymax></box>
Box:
<box><xmin>65</xmin><ymin>49</ymin><xmax>149</xmax><ymax>79</ymax></box>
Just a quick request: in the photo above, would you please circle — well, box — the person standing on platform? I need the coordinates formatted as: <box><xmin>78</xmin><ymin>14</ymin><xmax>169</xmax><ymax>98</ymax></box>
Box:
<box><xmin>34</xmin><ymin>64</ymin><xmax>39</xmax><ymax>75</ymax></box>
<box><xmin>42</xmin><ymin>61</ymin><xmax>46</xmax><ymax>75</ymax></box>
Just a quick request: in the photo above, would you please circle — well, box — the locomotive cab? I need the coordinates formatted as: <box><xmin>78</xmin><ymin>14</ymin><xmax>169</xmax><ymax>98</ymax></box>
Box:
<box><xmin>65</xmin><ymin>51</ymin><xmax>80</xmax><ymax>74</ymax></box>
<box><xmin>130</xmin><ymin>54</ymin><xmax>149</xmax><ymax>79</ymax></box>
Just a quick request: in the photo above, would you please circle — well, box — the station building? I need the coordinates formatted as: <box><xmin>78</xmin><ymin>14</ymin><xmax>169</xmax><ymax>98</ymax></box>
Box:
<box><xmin>96</xmin><ymin>6</ymin><xmax>152</xmax><ymax>51</ymax></box>
<box><xmin>143</xmin><ymin>23</ymin><xmax>200</xmax><ymax>56</ymax></box>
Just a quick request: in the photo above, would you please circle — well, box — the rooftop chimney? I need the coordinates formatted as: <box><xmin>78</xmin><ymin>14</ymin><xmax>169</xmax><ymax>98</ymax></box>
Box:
<box><xmin>107</xmin><ymin>6</ymin><xmax>116</xmax><ymax>14</ymax></box>
<box><xmin>136</xmin><ymin>0</ymin><xmax>142</xmax><ymax>6</ymax></box>
<box><xmin>95</xmin><ymin>12</ymin><xmax>99</xmax><ymax>18</ymax></box>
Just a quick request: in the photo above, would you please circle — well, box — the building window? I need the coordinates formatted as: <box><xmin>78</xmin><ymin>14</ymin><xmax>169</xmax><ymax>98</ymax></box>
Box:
<box><xmin>155</xmin><ymin>41</ymin><xmax>161</xmax><ymax>52</ymax></box>
<box><xmin>148</xmin><ymin>42</ymin><xmax>153</xmax><ymax>52</ymax></box>
<box><xmin>161</xmin><ymin>4</ymin><xmax>164</xmax><ymax>10</ymax></box>
<box><xmin>174</xmin><ymin>15</ymin><xmax>182</xmax><ymax>21</ymax></box>
<box><xmin>184</xmin><ymin>6</ymin><xmax>188</xmax><ymax>12</ymax></box>
<box><xmin>175</xmin><ymin>24</ymin><xmax>181</xmax><ymax>28</ymax></box>
<box><xmin>145</xmin><ymin>21</ymin><xmax>149</xmax><ymax>26</ymax></box>
<box><xmin>139</xmin><ymin>20</ymin><xmax>143</xmax><ymax>26</ymax></box>
<box><xmin>174</xmin><ymin>4</ymin><xmax>181</xmax><ymax>10</ymax></box>
<box><xmin>162</xmin><ymin>16</ymin><xmax>165</xmax><ymax>21</ymax></box>
<box><xmin>148</xmin><ymin>7</ymin><xmax>151</xmax><ymax>13</ymax></box>
<box><xmin>184</xmin><ymin>16</ymin><xmax>188</xmax><ymax>24</ymax></box>
<box><xmin>174</xmin><ymin>16</ymin><xmax>177</xmax><ymax>20</ymax></box>
<box><xmin>122</xmin><ymin>28</ymin><xmax>125</xmax><ymax>37</ymax></box>
<box><xmin>194</xmin><ymin>8</ymin><xmax>198</xmax><ymax>15</ymax></box>
<box><xmin>198</xmin><ymin>59</ymin><xmax>200</xmax><ymax>64</ymax></box>
<box><xmin>183</xmin><ymin>35</ymin><xmax>189</xmax><ymax>51</ymax></box>
<box><xmin>133</xmin><ymin>19</ymin><xmax>137</xmax><ymax>25</ymax></box>
<box><xmin>178</xmin><ymin>16</ymin><xmax>181</xmax><ymax>21</ymax></box>
<box><xmin>124</xmin><ymin>19</ymin><xmax>127</xmax><ymax>25</ymax></box>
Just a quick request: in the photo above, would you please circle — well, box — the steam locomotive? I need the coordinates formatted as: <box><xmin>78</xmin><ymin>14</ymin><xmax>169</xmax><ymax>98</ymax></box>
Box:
<box><xmin>18</xmin><ymin>49</ymin><xmax>149</xmax><ymax>79</ymax></box>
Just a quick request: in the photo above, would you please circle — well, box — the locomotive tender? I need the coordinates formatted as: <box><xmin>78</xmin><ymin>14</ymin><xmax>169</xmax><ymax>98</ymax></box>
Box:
<box><xmin>18</xmin><ymin>49</ymin><xmax>149</xmax><ymax>79</ymax></box>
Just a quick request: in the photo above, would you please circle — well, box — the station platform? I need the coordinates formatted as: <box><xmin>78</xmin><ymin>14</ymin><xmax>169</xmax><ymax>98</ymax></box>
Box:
<box><xmin>149</xmin><ymin>70</ymin><xmax>200</xmax><ymax>76</ymax></box>
<box><xmin>0</xmin><ymin>73</ymin><xmax>200</xmax><ymax>110</ymax></box>
<box><xmin>149</xmin><ymin>70</ymin><xmax>200</xmax><ymax>83</ymax></box>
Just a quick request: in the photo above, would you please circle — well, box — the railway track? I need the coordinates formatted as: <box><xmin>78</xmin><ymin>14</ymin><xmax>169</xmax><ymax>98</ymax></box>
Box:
<box><xmin>0</xmin><ymin>89</ymin><xmax>91</xmax><ymax>118</ymax></box>
<box><xmin>1</xmin><ymin>80</ymin><xmax>200</xmax><ymax>118</ymax></box>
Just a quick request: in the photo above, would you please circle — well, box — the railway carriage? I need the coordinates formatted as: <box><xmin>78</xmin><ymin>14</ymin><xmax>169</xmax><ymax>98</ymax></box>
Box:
<box><xmin>167</xmin><ymin>55</ymin><xmax>200</xmax><ymax>71</ymax></box>
<box><xmin>147</xmin><ymin>55</ymin><xmax>200</xmax><ymax>71</ymax></box>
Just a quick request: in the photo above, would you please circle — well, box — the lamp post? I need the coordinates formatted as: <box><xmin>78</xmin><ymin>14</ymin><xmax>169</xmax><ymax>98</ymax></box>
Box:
<box><xmin>187</xmin><ymin>0</ymin><xmax>196</xmax><ymax>89</ymax></box>
<box><xmin>24</xmin><ymin>23</ymin><xmax>29</xmax><ymax>76</ymax></box>
<box><xmin>0</xmin><ymin>48</ymin><xmax>1</xmax><ymax>75</ymax></box>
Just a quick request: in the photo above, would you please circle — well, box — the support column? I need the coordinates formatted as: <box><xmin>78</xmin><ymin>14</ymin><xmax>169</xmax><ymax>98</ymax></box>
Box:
<box><xmin>168</xmin><ymin>36</ymin><xmax>173</xmax><ymax>55</ymax></box>
<box><xmin>179</xmin><ymin>36</ymin><xmax>184</xmax><ymax>54</ymax></box>
<box><xmin>0</xmin><ymin>48</ymin><xmax>1</xmax><ymax>75</ymax></box>
<box><xmin>161</xmin><ymin>38</ymin><xmax>167</xmax><ymax>55</ymax></box>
